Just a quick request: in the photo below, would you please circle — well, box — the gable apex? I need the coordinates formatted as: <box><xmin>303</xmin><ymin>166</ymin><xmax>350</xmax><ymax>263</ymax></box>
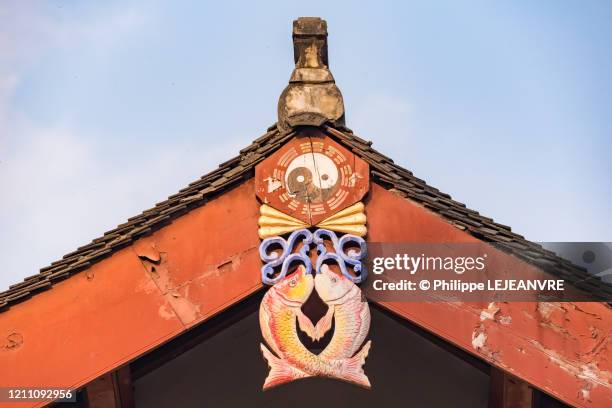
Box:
<box><xmin>1</xmin><ymin>122</ymin><xmax>608</xmax><ymax>311</ymax></box>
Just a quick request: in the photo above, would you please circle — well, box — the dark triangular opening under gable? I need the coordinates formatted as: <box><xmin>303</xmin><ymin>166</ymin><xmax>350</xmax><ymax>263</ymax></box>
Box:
<box><xmin>131</xmin><ymin>290</ymin><xmax>490</xmax><ymax>407</ymax></box>
<box><xmin>127</xmin><ymin>289</ymin><xmax>568</xmax><ymax>408</ymax></box>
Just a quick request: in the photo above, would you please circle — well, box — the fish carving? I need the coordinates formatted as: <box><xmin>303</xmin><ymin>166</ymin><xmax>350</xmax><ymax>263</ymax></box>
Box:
<box><xmin>313</xmin><ymin>265</ymin><xmax>371</xmax><ymax>370</ymax></box>
<box><xmin>259</xmin><ymin>265</ymin><xmax>371</xmax><ymax>390</ymax></box>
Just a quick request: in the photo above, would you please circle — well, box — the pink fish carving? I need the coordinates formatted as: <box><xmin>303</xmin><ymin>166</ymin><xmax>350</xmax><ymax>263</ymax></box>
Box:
<box><xmin>313</xmin><ymin>265</ymin><xmax>371</xmax><ymax>385</ymax></box>
<box><xmin>259</xmin><ymin>265</ymin><xmax>371</xmax><ymax>389</ymax></box>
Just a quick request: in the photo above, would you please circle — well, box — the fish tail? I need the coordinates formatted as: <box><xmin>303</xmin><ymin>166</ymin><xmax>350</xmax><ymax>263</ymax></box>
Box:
<box><xmin>314</xmin><ymin>306</ymin><xmax>334</xmax><ymax>341</ymax></box>
<box><xmin>341</xmin><ymin>340</ymin><xmax>372</xmax><ymax>389</ymax></box>
<box><xmin>260</xmin><ymin>343</ymin><xmax>310</xmax><ymax>390</ymax></box>
<box><xmin>296</xmin><ymin>310</ymin><xmax>317</xmax><ymax>342</ymax></box>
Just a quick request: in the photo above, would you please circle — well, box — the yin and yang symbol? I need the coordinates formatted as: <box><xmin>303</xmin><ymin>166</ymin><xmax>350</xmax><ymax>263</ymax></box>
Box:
<box><xmin>255</xmin><ymin>136</ymin><xmax>370</xmax><ymax>226</ymax></box>
<box><xmin>285</xmin><ymin>153</ymin><xmax>340</xmax><ymax>204</ymax></box>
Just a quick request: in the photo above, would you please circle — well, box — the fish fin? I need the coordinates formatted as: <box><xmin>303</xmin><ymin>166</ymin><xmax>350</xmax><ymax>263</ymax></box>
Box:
<box><xmin>296</xmin><ymin>310</ymin><xmax>317</xmax><ymax>342</ymax></box>
<box><xmin>314</xmin><ymin>306</ymin><xmax>334</xmax><ymax>341</ymax></box>
<box><xmin>341</xmin><ymin>340</ymin><xmax>372</xmax><ymax>389</ymax></box>
<box><xmin>260</xmin><ymin>343</ymin><xmax>310</xmax><ymax>390</ymax></box>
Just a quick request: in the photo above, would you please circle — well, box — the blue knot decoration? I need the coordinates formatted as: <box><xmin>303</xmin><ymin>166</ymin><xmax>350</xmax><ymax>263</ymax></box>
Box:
<box><xmin>259</xmin><ymin>228</ymin><xmax>367</xmax><ymax>285</ymax></box>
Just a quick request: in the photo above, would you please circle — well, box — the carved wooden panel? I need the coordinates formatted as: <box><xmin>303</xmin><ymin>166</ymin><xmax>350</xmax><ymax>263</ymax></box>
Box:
<box><xmin>255</xmin><ymin>131</ymin><xmax>369</xmax><ymax>226</ymax></box>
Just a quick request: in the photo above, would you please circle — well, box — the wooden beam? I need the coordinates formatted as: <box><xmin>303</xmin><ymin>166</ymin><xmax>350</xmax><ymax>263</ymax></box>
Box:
<box><xmin>489</xmin><ymin>367</ymin><xmax>534</xmax><ymax>408</ymax></box>
<box><xmin>368</xmin><ymin>184</ymin><xmax>612</xmax><ymax>407</ymax></box>
<box><xmin>85</xmin><ymin>366</ymin><xmax>134</xmax><ymax>408</ymax></box>
<box><xmin>115</xmin><ymin>365</ymin><xmax>135</xmax><ymax>408</ymax></box>
<box><xmin>0</xmin><ymin>181</ymin><xmax>263</xmax><ymax>408</ymax></box>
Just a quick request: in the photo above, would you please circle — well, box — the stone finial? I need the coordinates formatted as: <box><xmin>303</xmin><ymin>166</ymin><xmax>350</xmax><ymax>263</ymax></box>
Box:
<box><xmin>277</xmin><ymin>17</ymin><xmax>345</xmax><ymax>133</ymax></box>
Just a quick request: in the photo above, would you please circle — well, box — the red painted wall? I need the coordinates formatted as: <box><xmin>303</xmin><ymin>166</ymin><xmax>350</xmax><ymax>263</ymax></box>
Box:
<box><xmin>367</xmin><ymin>183</ymin><xmax>611</xmax><ymax>407</ymax></box>
<box><xmin>0</xmin><ymin>180</ymin><xmax>263</xmax><ymax>408</ymax></box>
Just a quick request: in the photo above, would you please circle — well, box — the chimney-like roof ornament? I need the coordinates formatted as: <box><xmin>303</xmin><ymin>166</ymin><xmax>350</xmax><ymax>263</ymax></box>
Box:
<box><xmin>277</xmin><ymin>17</ymin><xmax>345</xmax><ymax>133</ymax></box>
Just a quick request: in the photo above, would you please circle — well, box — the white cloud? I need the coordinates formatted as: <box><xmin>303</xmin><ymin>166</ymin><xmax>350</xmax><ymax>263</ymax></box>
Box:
<box><xmin>0</xmin><ymin>2</ymin><xmax>150</xmax><ymax>63</ymax></box>
<box><xmin>0</xmin><ymin>1</ymin><xmax>152</xmax><ymax>113</ymax></box>
<box><xmin>0</xmin><ymin>116</ymin><xmax>241</xmax><ymax>291</ymax></box>
<box><xmin>0</xmin><ymin>2</ymin><xmax>210</xmax><ymax>290</ymax></box>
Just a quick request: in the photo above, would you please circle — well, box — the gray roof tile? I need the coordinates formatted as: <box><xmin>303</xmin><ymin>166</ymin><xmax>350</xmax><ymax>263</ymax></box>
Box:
<box><xmin>0</xmin><ymin>123</ymin><xmax>609</xmax><ymax>310</ymax></box>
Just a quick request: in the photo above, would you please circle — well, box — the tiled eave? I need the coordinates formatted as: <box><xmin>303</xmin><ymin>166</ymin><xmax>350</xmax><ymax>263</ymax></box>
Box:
<box><xmin>1</xmin><ymin>124</ymin><xmax>610</xmax><ymax>310</ymax></box>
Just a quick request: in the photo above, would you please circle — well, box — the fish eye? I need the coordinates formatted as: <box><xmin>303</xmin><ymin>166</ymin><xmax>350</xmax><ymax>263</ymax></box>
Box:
<box><xmin>321</xmin><ymin>174</ymin><xmax>329</xmax><ymax>181</ymax></box>
<box><xmin>289</xmin><ymin>279</ymin><xmax>297</xmax><ymax>287</ymax></box>
<box><xmin>331</xmin><ymin>276</ymin><xmax>338</xmax><ymax>283</ymax></box>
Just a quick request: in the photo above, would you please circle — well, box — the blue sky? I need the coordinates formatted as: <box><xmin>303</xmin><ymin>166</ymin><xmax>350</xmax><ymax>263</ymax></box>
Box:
<box><xmin>1</xmin><ymin>1</ymin><xmax>611</xmax><ymax>290</ymax></box>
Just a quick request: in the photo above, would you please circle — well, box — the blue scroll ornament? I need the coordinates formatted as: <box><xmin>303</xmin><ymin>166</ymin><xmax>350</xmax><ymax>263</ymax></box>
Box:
<box><xmin>259</xmin><ymin>229</ymin><xmax>313</xmax><ymax>285</ymax></box>
<box><xmin>313</xmin><ymin>229</ymin><xmax>367</xmax><ymax>283</ymax></box>
<box><xmin>259</xmin><ymin>228</ymin><xmax>368</xmax><ymax>285</ymax></box>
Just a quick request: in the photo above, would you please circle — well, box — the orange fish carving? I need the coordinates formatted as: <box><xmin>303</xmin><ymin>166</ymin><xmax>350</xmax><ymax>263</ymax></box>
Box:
<box><xmin>259</xmin><ymin>265</ymin><xmax>371</xmax><ymax>390</ymax></box>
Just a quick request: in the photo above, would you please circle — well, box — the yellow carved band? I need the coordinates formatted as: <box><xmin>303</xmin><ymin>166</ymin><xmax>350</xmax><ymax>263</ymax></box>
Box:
<box><xmin>258</xmin><ymin>202</ymin><xmax>366</xmax><ymax>239</ymax></box>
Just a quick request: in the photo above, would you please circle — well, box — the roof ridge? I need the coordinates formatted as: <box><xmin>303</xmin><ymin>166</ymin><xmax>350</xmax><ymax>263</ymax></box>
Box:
<box><xmin>323</xmin><ymin>125</ymin><xmax>611</xmax><ymax>299</ymax></box>
<box><xmin>0</xmin><ymin>124</ymin><xmax>290</xmax><ymax>309</ymax></box>
<box><xmin>1</xmin><ymin>123</ymin><xmax>610</xmax><ymax>311</ymax></box>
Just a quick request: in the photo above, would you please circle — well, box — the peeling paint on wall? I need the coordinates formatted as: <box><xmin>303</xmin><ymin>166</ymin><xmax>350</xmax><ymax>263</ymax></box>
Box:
<box><xmin>4</xmin><ymin>332</ymin><xmax>23</xmax><ymax>350</ymax></box>
<box><xmin>472</xmin><ymin>329</ymin><xmax>487</xmax><ymax>350</ymax></box>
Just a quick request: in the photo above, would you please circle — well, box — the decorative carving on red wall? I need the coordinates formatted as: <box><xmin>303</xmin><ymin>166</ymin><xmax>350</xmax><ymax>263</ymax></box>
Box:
<box><xmin>255</xmin><ymin>130</ymin><xmax>372</xmax><ymax>391</ymax></box>
<box><xmin>255</xmin><ymin>134</ymin><xmax>369</xmax><ymax>227</ymax></box>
